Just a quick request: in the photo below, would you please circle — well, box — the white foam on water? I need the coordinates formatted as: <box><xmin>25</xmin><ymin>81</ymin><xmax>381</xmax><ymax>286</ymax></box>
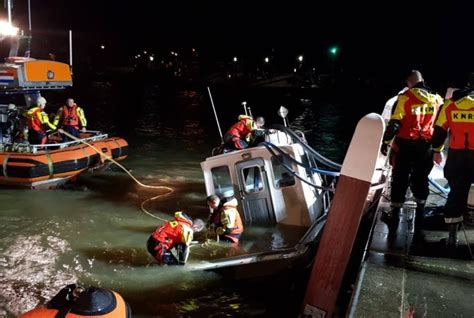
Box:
<box><xmin>0</xmin><ymin>235</ymin><xmax>85</xmax><ymax>316</ymax></box>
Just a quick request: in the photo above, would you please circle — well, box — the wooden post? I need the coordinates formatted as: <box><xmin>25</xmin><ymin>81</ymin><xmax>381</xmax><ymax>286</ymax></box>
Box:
<box><xmin>302</xmin><ymin>113</ymin><xmax>385</xmax><ymax>317</ymax></box>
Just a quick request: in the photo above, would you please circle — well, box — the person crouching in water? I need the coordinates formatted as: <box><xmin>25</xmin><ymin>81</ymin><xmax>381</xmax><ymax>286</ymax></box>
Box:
<box><xmin>147</xmin><ymin>211</ymin><xmax>204</xmax><ymax>265</ymax></box>
<box><xmin>54</xmin><ymin>98</ymin><xmax>87</xmax><ymax>142</ymax></box>
<box><xmin>206</xmin><ymin>194</ymin><xmax>244</xmax><ymax>243</ymax></box>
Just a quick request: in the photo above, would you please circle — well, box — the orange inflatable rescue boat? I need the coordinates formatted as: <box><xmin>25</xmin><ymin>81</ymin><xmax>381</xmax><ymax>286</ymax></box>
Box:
<box><xmin>19</xmin><ymin>284</ymin><xmax>131</xmax><ymax>318</ymax></box>
<box><xmin>0</xmin><ymin>58</ymin><xmax>128</xmax><ymax>188</ymax></box>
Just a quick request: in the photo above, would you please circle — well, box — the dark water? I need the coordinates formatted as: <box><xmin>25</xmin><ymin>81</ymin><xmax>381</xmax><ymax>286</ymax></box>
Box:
<box><xmin>0</xmin><ymin>79</ymin><xmax>382</xmax><ymax>317</ymax></box>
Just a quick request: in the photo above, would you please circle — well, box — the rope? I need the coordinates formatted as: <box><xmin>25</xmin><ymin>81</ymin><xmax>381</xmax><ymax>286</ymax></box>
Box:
<box><xmin>60</xmin><ymin>130</ymin><xmax>173</xmax><ymax>222</ymax></box>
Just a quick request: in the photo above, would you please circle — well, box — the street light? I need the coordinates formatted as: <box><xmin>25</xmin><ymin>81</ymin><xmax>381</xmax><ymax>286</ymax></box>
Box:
<box><xmin>264</xmin><ymin>57</ymin><xmax>269</xmax><ymax>63</ymax></box>
<box><xmin>297</xmin><ymin>55</ymin><xmax>303</xmax><ymax>62</ymax></box>
<box><xmin>233</xmin><ymin>56</ymin><xmax>238</xmax><ymax>62</ymax></box>
<box><xmin>100</xmin><ymin>45</ymin><xmax>105</xmax><ymax>50</ymax></box>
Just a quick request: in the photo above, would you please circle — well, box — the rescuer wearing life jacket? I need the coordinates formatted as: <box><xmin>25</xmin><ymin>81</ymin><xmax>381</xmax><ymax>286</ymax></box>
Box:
<box><xmin>223</xmin><ymin>115</ymin><xmax>263</xmax><ymax>150</ymax></box>
<box><xmin>54</xmin><ymin>98</ymin><xmax>87</xmax><ymax>141</ymax></box>
<box><xmin>431</xmin><ymin>72</ymin><xmax>474</xmax><ymax>248</ymax></box>
<box><xmin>147</xmin><ymin>211</ymin><xmax>205</xmax><ymax>265</ymax></box>
<box><xmin>26</xmin><ymin>97</ymin><xmax>62</xmax><ymax>145</ymax></box>
<box><xmin>206</xmin><ymin>193</ymin><xmax>244</xmax><ymax>244</ymax></box>
<box><xmin>380</xmin><ymin>70</ymin><xmax>443</xmax><ymax>240</ymax></box>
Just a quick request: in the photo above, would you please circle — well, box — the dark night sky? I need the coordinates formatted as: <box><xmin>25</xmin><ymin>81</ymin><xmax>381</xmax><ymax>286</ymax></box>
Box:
<box><xmin>2</xmin><ymin>0</ymin><xmax>472</xmax><ymax>86</ymax></box>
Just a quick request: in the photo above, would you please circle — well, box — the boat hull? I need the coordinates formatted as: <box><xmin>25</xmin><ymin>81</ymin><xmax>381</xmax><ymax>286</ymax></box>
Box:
<box><xmin>0</xmin><ymin>137</ymin><xmax>128</xmax><ymax>188</ymax></box>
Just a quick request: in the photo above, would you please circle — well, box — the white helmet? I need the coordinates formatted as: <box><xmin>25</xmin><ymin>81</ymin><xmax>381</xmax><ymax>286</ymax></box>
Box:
<box><xmin>37</xmin><ymin>97</ymin><xmax>47</xmax><ymax>107</ymax></box>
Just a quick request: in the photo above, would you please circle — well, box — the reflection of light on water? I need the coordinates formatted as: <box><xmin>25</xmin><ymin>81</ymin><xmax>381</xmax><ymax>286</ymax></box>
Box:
<box><xmin>0</xmin><ymin>235</ymin><xmax>83</xmax><ymax>316</ymax></box>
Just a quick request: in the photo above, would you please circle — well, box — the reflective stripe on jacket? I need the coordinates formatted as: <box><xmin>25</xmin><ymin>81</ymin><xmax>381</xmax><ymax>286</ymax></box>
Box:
<box><xmin>152</xmin><ymin>212</ymin><xmax>194</xmax><ymax>247</ymax></box>
<box><xmin>220</xmin><ymin>198</ymin><xmax>244</xmax><ymax>242</ymax></box>
<box><xmin>390</xmin><ymin>87</ymin><xmax>443</xmax><ymax>140</ymax></box>
<box><xmin>435</xmin><ymin>92</ymin><xmax>474</xmax><ymax>150</ymax></box>
<box><xmin>227</xmin><ymin>115</ymin><xmax>254</xmax><ymax>140</ymax></box>
<box><xmin>54</xmin><ymin>104</ymin><xmax>87</xmax><ymax>128</ymax></box>
<box><xmin>27</xmin><ymin>107</ymin><xmax>56</xmax><ymax>131</ymax></box>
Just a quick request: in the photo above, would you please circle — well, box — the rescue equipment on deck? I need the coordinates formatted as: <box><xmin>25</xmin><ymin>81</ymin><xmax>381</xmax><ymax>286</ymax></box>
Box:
<box><xmin>18</xmin><ymin>284</ymin><xmax>131</xmax><ymax>317</ymax></box>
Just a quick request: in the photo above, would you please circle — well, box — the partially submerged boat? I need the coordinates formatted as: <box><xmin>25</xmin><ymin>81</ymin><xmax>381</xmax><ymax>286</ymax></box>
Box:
<box><xmin>185</xmin><ymin>111</ymin><xmax>387</xmax><ymax>276</ymax></box>
<box><xmin>0</xmin><ymin>55</ymin><xmax>128</xmax><ymax>188</ymax></box>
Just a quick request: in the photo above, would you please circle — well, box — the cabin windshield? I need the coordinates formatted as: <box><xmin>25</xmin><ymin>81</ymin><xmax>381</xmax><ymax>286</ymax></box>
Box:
<box><xmin>211</xmin><ymin>166</ymin><xmax>234</xmax><ymax>196</ymax></box>
<box><xmin>241</xmin><ymin>166</ymin><xmax>264</xmax><ymax>193</ymax></box>
<box><xmin>271</xmin><ymin>155</ymin><xmax>296</xmax><ymax>188</ymax></box>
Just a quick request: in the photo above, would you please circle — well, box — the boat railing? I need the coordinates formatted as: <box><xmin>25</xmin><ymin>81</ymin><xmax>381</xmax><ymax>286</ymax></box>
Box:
<box><xmin>30</xmin><ymin>131</ymin><xmax>109</xmax><ymax>153</ymax></box>
<box><xmin>0</xmin><ymin>130</ymin><xmax>109</xmax><ymax>154</ymax></box>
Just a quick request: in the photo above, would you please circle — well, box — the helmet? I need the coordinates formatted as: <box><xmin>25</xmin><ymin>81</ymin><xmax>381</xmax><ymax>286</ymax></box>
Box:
<box><xmin>37</xmin><ymin>97</ymin><xmax>47</xmax><ymax>107</ymax></box>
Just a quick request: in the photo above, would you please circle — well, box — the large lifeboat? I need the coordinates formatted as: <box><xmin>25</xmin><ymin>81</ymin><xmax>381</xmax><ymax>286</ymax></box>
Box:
<box><xmin>0</xmin><ymin>58</ymin><xmax>128</xmax><ymax>188</ymax></box>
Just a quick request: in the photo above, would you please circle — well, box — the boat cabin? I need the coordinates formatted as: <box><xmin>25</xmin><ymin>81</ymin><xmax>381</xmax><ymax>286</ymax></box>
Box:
<box><xmin>201</xmin><ymin>131</ymin><xmax>331</xmax><ymax>228</ymax></box>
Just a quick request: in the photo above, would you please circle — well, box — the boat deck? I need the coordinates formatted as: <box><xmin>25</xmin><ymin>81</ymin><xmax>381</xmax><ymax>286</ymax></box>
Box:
<box><xmin>350</xmin><ymin>194</ymin><xmax>474</xmax><ymax>317</ymax></box>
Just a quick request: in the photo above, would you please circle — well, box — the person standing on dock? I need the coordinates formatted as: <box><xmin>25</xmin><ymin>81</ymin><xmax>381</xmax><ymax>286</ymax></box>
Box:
<box><xmin>26</xmin><ymin>97</ymin><xmax>59</xmax><ymax>145</ymax></box>
<box><xmin>54</xmin><ymin>98</ymin><xmax>87</xmax><ymax>142</ymax></box>
<box><xmin>380</xmin><ymin>70</ymin><xmax>443</xmax><ymax>239</ymax></box>
<box><xmin>431</xmin><ymin>72</ymin><xmax>474</xmax><ymax>247</ymax></box>
<box><xmin>147</xmin><ymin>211</ymin><xmax>204</xmax><ymax>265</ymax></box>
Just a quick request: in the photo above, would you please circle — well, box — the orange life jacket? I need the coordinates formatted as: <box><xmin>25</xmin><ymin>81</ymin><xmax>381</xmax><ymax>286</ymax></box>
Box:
<box><xmin>394</xmin><ymin>88</ymin><xmax>442</xmax><ymax>141</ymax></box>
<box><xmin>220</xmin><ymin>199</ymin><xmax>244</xmax><ymax>243</ymax></box>
<box><xmin>27</xmin><ymin>107</ymin><xmax>44</xmax><ymax>132</ymax></box>
<box><xmin>227</xmin><ymin>115</ymin><xmax>254</xmax><ymax>139</ymax></box>
<box><xmin>62</xmin><ymin>105</ymin><xmax>80</xmax><ymax>127</ymax></box>
<box><xmin>152</xmin><ymin>213</ymin><xmax>193</xmax><ymax>247</ymax></box>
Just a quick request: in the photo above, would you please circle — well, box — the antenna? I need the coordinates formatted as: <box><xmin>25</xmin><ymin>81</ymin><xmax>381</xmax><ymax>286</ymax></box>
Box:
<box><xmin>6</xmin><ymin>0</ymin><xmax>12</xmax><ymax>24</ymax></box>
<box><xmin>278</xmin><ymin>106</ymin><xmax>289</xmax><ymax>127</ymax></box>
<box><xmin>27</xmin><ymin>0</ymin><xmax>31</xmax><ymax>32</ymax></box>
<box><xmin>242</xmin><ymin>101</ymin><xmax>247</xmax><ymax>115</ymax></box>
<box><xmin>69</xmin><ymin>30</ymin><xmax>73</xmax><ymax>75</ymax></box>
<box><xmin>207</xmin><ymin>87</ymin><xmax>223</xmax><ymax>142</ymax></box>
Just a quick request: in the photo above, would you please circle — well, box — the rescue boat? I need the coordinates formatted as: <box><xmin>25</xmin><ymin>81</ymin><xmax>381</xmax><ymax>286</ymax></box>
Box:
<box><xmin>18</xmin><ymin>284</ymin><xmax>132</xmax><ymax>318</ymax></box>
<box><xmin>0</xmin><ymin>57</ymin><xmax>128</xmax><ymax>188</ymax></box>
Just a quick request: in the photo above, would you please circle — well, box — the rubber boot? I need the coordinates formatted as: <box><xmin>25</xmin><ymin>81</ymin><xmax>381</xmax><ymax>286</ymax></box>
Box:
<box><xmin>381</xmin><ymin>207</ymin><xmax>400</xmax><ymax>239</ymax></box>
<box><xmin>413</xmin><ymin>205</ymin><xmax>425</xmax><ymax>241</ymax></box>
<box><xmin>446</xmin><ymin>223</ymin><xmax>459</xmax><ymax>248</ymax></box>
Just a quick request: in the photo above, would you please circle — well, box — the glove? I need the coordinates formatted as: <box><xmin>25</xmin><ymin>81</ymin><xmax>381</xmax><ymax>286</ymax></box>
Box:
<box><xmin>216</xmin><ymin>227</ymin><xmax>225</xmax><ymax>235</ymax></box>
<box><xmin>380</xmin><ymin>143</ymin><xmax>389</xmax><ymax>156</ymax></box>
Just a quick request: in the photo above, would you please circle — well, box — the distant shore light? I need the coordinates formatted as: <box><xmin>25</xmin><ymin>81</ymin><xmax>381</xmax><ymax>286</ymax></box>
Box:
<box><xmin>297</xmin><ymin>55</ymin><xmax>303</xmax><ymax>62</ymax></box>
<box><xmin>233</xmin><ymin>57</ymin><xmax>238</xmax><ymax>62</ymax></box>
<box><xmin>149</xmin><ymin>56</ymin><xmax>154</xmax><ymax>61</ymax></box>
<box><xmin>264</xmin><ymin>57</ymin><xmax>269</xmax><ymax>63</ymax></box>
<box><xmin>100</xmin><ymin>45</ymin><xmax>105</xmax><ymax>50</ymax></box>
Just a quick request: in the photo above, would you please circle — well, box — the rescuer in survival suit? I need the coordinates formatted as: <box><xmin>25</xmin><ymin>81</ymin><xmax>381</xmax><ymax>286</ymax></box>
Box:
<box><xmin>26</xmin><ymin>97</ymin><xmax>63</xmax><ymax>145</ymax></box>
<box><xmin>431</xmin><ymin>72</ymin><xmax>474</xmax><ymax>248</ymax></box>
<box><xmin>380</xmin><ymin>70</ymin><xmax>443</xmax><ymax>241</ymax></box>
<box><xmin>223</xmin><ymin>115</ymin><xmax>276</xmax><ymax>151</ymax></box>
<box><xmin>147</xmin><ymin>212</ymin><xmax>205</xmax><ymax>265</ymax></box>
<box><xmin>206</xmin><ymin>193</ymin><xmax>244</xmax><ymax>244</ymax></box>
<box><xmin>54</xmin><ymin>98</ymin><xmax>87</xmax><ymax>142</ymax></box>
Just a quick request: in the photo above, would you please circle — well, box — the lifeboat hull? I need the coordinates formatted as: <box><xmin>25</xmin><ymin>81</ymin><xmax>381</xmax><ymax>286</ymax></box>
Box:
<box><xmin>0</xmin><ymin>137</ymin><xmax>128</xmax><ymax>189</ymax></box>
